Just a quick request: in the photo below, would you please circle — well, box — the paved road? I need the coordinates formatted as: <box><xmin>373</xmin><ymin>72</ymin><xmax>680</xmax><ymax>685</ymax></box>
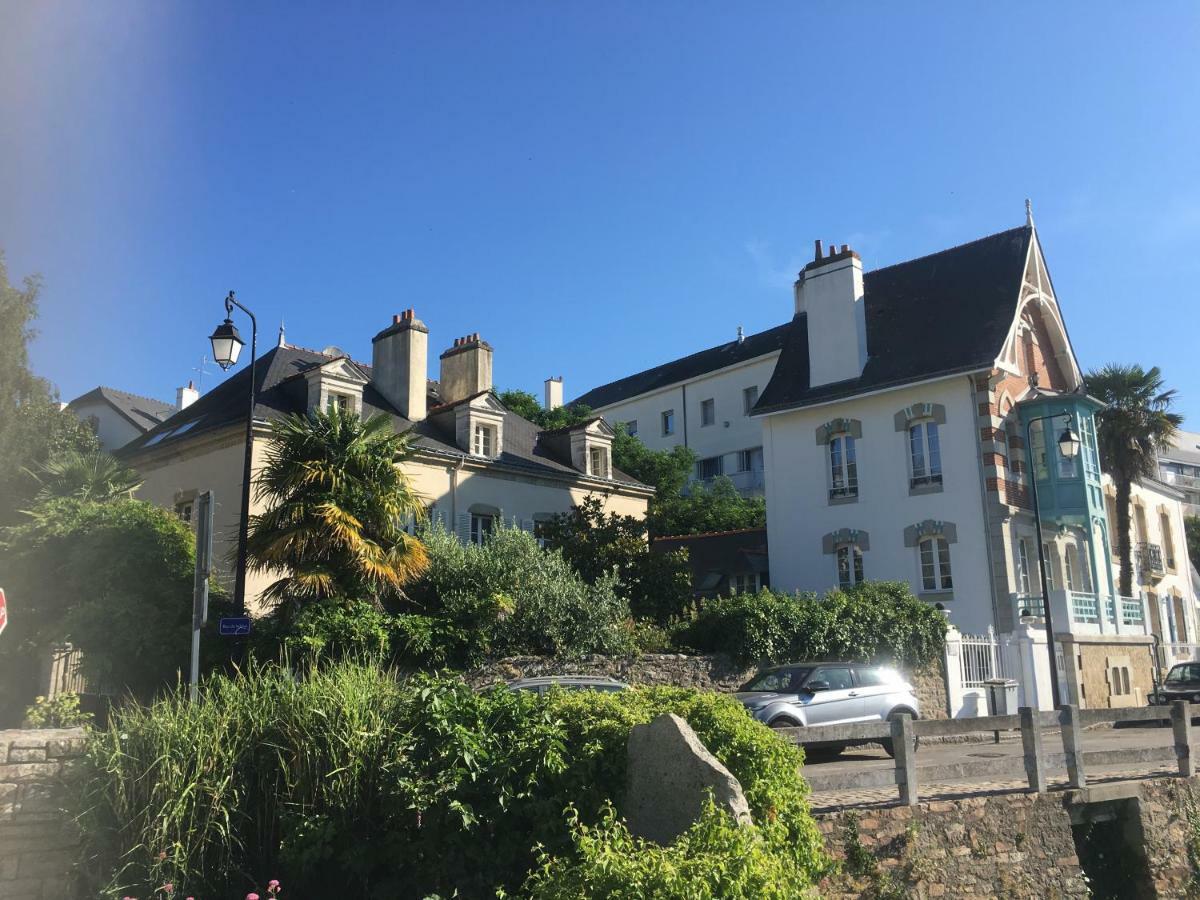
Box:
<box><xmin>801</xmin><ymin>722</ymin><xmax>1182</xmax><ymax>811</ymax></box>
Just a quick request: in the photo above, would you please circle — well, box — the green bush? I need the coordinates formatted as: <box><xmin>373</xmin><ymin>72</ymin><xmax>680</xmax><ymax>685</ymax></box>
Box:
<box><xmin>22</xmin><ymin>692</ymin><xmax>92</xmax><ymax>729</ymax></box>
<box><xmin>75</xmin><ymin>663</ymin><xmax>829</xmax><ymax>898</ymax></box>
<box><xmin>402</xmin><ymin>525</ymin><xmax>634</xmax><ymax>666</ymax></box>
<box><xmin>676</xmin><ymin>581</ymin><xmax>947</xmax><ymax>669</ymax></box>
<box><xmin>258</xmin><ymin>597</ymin><xmax>396</xmax><ymax>662</ymax></box>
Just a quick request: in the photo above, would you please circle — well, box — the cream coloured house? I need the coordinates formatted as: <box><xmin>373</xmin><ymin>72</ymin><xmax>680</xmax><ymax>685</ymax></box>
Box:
<box><xmin>121</xmin><ymin>310</ymin><xmax>652</xmax><ymax>613</ymax></box>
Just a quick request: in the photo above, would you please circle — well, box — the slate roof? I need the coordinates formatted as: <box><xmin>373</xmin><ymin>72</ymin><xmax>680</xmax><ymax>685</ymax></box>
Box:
<box><xmin>120</xmin><ymin>345</ymin><xmax>647</xmax><ymax>489</ymax></box>
<box><xmin>572</xmin><ymin>322</ymin><xmax>792</xmax><ymax>410</ymax></box>
<box><xmin>68</xmin><ymin>387</ymin><xmax>175</xmax><ymax>432</ymax></box>
<box><xmin>653</xmin><ymin>527</ymin><xmax>770</xmax><ymax>593</ymax></box>
<box><xmin>755</xmin><ymin>226</ymin><xmax>1033</xmax><ymax>414</ymax></box>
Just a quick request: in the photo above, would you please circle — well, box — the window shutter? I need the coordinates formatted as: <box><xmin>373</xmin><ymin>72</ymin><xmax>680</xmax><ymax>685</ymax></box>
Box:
<box><xmin>456</xmin><ymin>513</ymin><xmax>471</xmax><ymax>545</ymax></box>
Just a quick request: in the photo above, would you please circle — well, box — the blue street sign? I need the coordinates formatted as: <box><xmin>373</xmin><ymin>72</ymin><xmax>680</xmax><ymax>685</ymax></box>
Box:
<box><xmin>219</xmin><ymin>616</ymin><xmax>251</xmax><ymax>636</ymax></box>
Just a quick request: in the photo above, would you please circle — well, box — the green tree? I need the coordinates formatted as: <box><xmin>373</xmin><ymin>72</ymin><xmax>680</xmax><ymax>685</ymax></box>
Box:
<box><xmin>246</xmin><ymin>408</ymin><xmax>428</xmax><ymax>609</ymax></box>
<box><xmin>0</xmin><ymin>253</ymin><xmax>98</xmax><ymax>523</ymax></box>
<box><xmin>0</xmin><ymin>498</ymin><xmax>228</xmax><ymax>718</ymax></box>
<box><xmin>28</xmin><ymin>448</ymin><xmax>143</xmax><ymax>504</ymax></box>
<box><xmin>496</xmin><ymin>388</ymin><xmax>597</xmax><ymax>431</ymax></box>
<box><xmin>1186</xmin><ymin>516</ymin><xmax>1200</xmax><ymax>575</ymax></box>
<box><xmin>538</xmin><ymin>496</ymin><xmax>693</xmax><ymax>623</ymax></box>
<box><xmin>652</xmin><ymin>475</ymin><xmax>766</xmax><ymax>537</ymax></box>
<box><xmin>1085</xmin><ymin>364</ymin><xmax>1183</xmax><ymax>597</ymax></box>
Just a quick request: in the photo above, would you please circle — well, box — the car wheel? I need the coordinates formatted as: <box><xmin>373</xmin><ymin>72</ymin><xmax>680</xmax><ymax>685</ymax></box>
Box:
<box><xmin>882</xmin><ymin>709</ymin><xmax>920</xmax><ymax>759</ymax></box>
<box><xmin>769</xmin><ymin>716</ymin><xmax>801</xmax><ymax>730</ymax></box>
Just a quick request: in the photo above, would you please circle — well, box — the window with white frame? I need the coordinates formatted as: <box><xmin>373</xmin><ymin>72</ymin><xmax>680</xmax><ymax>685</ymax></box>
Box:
<box><xmin>908</xmin><ymin>420</ymin><xmax>942</xmax><ymax>488</ymax></box>
<box><xmin>622</xmin><ymin>420</ymin><xmax>638</xmax><ymax>436</ymax></box>
<box><xmin>737</xmin><ymin>446</ymin><xmax>763</xmax><ymax>473</ymax></box>
<box><xmin>470</xmin><ymin>513</ymin><xmax>495</xmax><ymax>545</ymax></box>
<box><xmin>473</xmin><ymin>423</ymin><xmax>495</xmax><ymax>457</ymax></box>
<box><xmin>829</xmin><ymin>434</ymin><xmax>858</xmax><ymax>500</ymax></box>
<box><xmin>1161</xmin><ymin>511</ymin><xmax>1176</xmax><ymax>569</ymax></box>
<box><xmin>1017</xmin><ymin>538</ymin><xmax>1033</xmax><ymax>594</ymax></box>
<box><xmin>696</xmin><ymin>455</ymin><xmax>723</xmax><ymax>480</ymax></box>
<box><xmin>836</xmin><ymin>544</ymin><xmax>865</xmax><ymax>588</ymax></box>
<box><xmin>327</xmin><ymin>392</ymin><xmax>351</xmax><ymax>414</ymax></box>
<box><xmin>743</xmin><ymin>386</ymin><xmax>758</xmax><ymax>416</ymax></box>
<box><xmin>661</xmin><ymin>409</ymin><xmax>675</xmax><ymax>436</ymax></box>
<box><xmin>919</xmin><ymin>537</ymin><xmax>953</xmax><ymax>591</ymax></box>
<box><xmin>730</xmin><ymin>573</ymin><xmax>761</xmax><ymax>595</ymax></box>
<box><xmin>1064</xmin><ymin>544</ymin><xmax>1077</xmax><ymax>591</ymax></box>
<box><xmin>700</xmin><ymin>398</ymin><xmax>715</xmax><ymax>426</ymax></box>
<box><xmin>588</xmin><ymin>445</ymin><xmax>609</xmax><ymax>478</ymax></box>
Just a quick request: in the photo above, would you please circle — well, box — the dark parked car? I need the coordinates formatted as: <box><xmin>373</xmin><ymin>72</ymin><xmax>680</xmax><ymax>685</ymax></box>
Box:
<box><xmin>1150</xmin><ymin>662</ymin><xmax>1200</xmax><ymax>705</ymax></box>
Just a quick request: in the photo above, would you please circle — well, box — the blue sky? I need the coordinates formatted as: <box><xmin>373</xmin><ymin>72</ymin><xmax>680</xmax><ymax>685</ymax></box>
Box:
<box><xmin>2</xmin><ymin>3</ymin><xmax>1198</xmax><ymax>425</ymax></box>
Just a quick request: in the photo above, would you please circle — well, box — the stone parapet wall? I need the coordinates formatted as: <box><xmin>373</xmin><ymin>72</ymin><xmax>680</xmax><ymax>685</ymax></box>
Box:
<box><xmin>817</xmin><ymin>794</ymin><xmax>1087</xmax><ymax>899</ymax></box>
<box><xmin>467</xmin><ymin>653</ymin><xmax>949</xmax><ymax>718</ymax></box>
<box><xmin>1138</xmin><ymin>778</ymin><xmax>1200</xmax><ymax>897</ymax></box>
<box><xmin>0</xmin><ymin>728</ymin><xmax>87</xmax><ymax>900</ymax></box>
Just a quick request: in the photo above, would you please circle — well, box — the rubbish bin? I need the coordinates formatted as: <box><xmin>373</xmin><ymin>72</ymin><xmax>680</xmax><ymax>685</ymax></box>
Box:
<box><xmin>984</xmin><ymin>678</ymin><xmax>1019</xmax><ymax>716</ymax></box>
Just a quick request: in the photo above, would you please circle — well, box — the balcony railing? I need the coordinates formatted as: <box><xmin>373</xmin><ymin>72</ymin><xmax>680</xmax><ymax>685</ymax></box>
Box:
<box><xmin>1137</xmin><ymin>542</ymin><xmax>1165</xmax><ymax>579</ymax></box>
<box><xmin>1070</xmin><ymin>591</ymin><xmax>1100</xmax><ymax>624</ymax></box>
<box><xmin>1161</xmin><ymin>470</ymin><xmax>1200</xmax><ymax>491</ymax></box>
<box><xmin>1121</xmin><ymin>596</ymin><xmax>1145</xmax><ymax>626</ymax></box>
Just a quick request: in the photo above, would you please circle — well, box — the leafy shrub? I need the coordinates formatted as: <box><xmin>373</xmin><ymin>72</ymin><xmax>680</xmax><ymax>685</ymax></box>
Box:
<box><xmin>75</xmin><ymin>663</ymin><xmax>829</xmax><ymax>898</ymax></box>
<box><xmin>22</xmin><ymin>692</ymin><xmax>92</xmax><ymax>728</ymax></box>
<box><xmin>261</xmin><ymin>597</ymin><xmax>396</xmax><ymax>662</ymax></box>
<box><xmin>676</xmin><ymin>581</ymin><xmax>947</xmax><ymax>668</ymax></box>
<box><xmin>403</xmin><ymin>525</ymin><xmax>634</xmax><ymax>665</ymax></box>
<box><xmin>524</xmin><ymin>802</ymin><xmax>807</xmax><ymax>899</ymax></box>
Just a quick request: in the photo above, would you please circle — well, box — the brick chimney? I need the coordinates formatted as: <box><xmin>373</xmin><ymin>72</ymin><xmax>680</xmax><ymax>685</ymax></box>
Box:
<box><xmin>371</xmin><ymin>309</ymin><xmax>429</xmax><ymax>421</ymax></box>
<box><xmin>439</xmin><ymin>333</ymin><xmax>493</xmax><ymax>405</ymax></box>
<box><xmin>794</xmin><ymin>240</ymin><xmax>867</xmax><ymax>388</ymax></box>
<box><xmin>176</xmin><ymin>381</ymin><xmax>199</xmax><ymax>410</ymax></box>
<box><xmin>544</xmin><ymin>376</ymin><xmax>563</xmax><ymax>411</ymax></box>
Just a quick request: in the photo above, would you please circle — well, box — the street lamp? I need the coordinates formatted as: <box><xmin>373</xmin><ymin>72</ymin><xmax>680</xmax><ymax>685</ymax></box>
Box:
<box><xmin>209</xmin><ymin>291</ymin><xmax>257</xmax><ymax>615</ymax></box>
<box><xmin>1024</xmin><ymin>413</ymin><xmax>1080</xmax><ymax>709</ymax></box>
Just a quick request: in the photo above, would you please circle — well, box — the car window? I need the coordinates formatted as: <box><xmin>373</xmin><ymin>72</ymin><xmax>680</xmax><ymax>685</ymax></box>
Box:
<box><xmin>854</xmin><ymin>667</ymin><xmax>885</xmax><ymax>687</ymax></box>
<box><xmin>1166</xmin><ymin>664</ymin><xmax>1200</xmax><ymax>684</ymax></box>
<box><xmin>812</xmin><ymin>667</ymin><xmax>853</xmax><ymax>691</ymax></box>
<box><xmin>741</xmin><ymin>668</ymin><xmax>811</xmax><ymax>692</ymax></box>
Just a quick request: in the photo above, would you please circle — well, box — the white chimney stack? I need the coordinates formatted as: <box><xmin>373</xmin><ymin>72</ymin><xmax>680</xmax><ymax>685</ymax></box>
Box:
<box><xmin>544</xmin><ymin>376</ymin><xmax>563</xmax><ymax>411</ymax></box>
<box><xmin>177</xmin><ymin>381</ymin><xmax>199</xmax><ymax>410</ymax></box>
<box><xmin>795</xmin><ymin>241</ymin><xmax>868</xmax><ymax>389</ymax></box>
<box><xmin>371</xmin><ymin>309</ymin><xmax>429</xmax><ymax>421</ymax></box>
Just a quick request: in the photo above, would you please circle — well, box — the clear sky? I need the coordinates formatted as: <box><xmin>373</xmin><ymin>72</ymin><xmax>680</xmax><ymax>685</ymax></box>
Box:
<box><xmin>2</xmin><ymin>3</ymin><xmax>1197</xmax><ymax>425</ymax></box>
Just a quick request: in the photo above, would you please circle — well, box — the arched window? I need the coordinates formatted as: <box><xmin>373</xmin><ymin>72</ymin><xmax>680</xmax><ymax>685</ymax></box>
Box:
<box><xmin>919</xmin><ymin>537</ymin><xmax>953</xmax><ymax>592</ymax></box>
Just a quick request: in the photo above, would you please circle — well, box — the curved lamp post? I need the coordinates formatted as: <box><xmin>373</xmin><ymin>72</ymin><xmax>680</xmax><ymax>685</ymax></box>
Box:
<box><xmin>209</xmin><ymin>291</ymin><xmax>257</xmax><ymax>615</ymax></box>
<box><xmin>1025</xmin><ymin>413</ymin><xmax>1081</xmax><ymax>709</ymax></box>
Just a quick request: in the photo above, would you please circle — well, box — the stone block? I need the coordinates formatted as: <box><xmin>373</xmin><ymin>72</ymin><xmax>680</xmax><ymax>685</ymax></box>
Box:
<box><xmin>0</xmin><ymin>764</ymin><xmax>60</xmax><ymax>785</ymax></box>
<box><xmin>623</xmin><ymin>713</ymin><xmax>751</xmax><ymax>845</ymax></box>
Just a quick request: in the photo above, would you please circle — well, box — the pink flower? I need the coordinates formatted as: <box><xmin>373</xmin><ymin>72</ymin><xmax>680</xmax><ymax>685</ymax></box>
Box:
<box><xmin>247</xmin><ymin>894</ymin><xmax>260</xmax><ymax>900</ymax></box>
<box><xmin>268</xmin><ymin>880</ymin><xmax>280</xmax><ymax>889</ymax></box>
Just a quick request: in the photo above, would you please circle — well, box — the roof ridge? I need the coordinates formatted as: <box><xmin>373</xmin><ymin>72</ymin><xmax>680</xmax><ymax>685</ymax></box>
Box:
<box><xmin>283</xmin><ymin>342</ymin><xmax>373</xmax><ymax>370</ymax></box>
<box><xmin>653</xmin><ymin>526</ymin><xmax>767</xmax><ymax>541</ymax></box>
<box><xmin>866</xmin><ymin>224</ymin><xmax>1030</xmax><ymax>277</ymax></box>
<box><xmin>99</xmin><ymin>386</ymin><xmax>173</xmax><ymax>409</ymax></box>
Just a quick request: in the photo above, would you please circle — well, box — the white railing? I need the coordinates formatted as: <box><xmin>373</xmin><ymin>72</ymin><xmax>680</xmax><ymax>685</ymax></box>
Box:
<box><xmin>960</xmin><ymin>629</ymin><xmax>1010</xmax><ymax>689</ymax></box>
<box><xmin>1121</xmin><ymin>596</ymin><xmax>1146</xmax><ymax>627</ymax></box>
<box><xmin>1069</xmin><ymin>591</ymin><xmax>1100</xmax><ymax>624</ymax></box>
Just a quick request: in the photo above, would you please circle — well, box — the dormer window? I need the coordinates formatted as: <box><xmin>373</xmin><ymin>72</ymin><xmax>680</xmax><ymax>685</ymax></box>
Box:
<box><xmin>589</xmin><ymin>446</ymin><xmax>609</xmax><ymax>478</ymax></box>
<box><xmin>473</xmin><ymin>423</ymin><xmax>496</xmax><ymax>457</ymax></box>
<box><xmin>303</xmin><ymin>357</ymin><xmax>368</xmax><ymax>419</ymax></box>
<box><xmin>327</xmin><ymin>392</ymin><xmax>352</xmax><ymax>415</ymax></box>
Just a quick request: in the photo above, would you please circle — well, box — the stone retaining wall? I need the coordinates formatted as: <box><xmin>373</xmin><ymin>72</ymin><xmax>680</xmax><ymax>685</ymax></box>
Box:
<box><xmin>468</xmin><ymin>653</ymin><xmax>950</xmax><ymax>718</ymax></box>
<box><xmin>0</xmin><ymin>728</ymin><xmax>87</xmax><ymax>900</ymax></box>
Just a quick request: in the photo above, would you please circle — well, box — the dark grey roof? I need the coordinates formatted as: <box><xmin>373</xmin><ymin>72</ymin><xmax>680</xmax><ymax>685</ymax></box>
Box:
<box><xmin>572</xmin><ymin>323</ymin><xmax>792</xmax><ymax>410</ymax></box>
<box><xmin>68</xmin><ymin>386</ymin><xmax>175</xmax><ymax>432</ymax></box>
<box><xmin>755</xmin><ymin>226</ymin><xmax>1033</xmax><ymax>414</ymax></box>
<box><xmin>121</xmin><ymin>345</ymin><xmax>647</xmax><ymax>489</ymax></box>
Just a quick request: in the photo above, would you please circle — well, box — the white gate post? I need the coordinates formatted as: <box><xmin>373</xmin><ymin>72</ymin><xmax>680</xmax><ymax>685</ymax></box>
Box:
<box><xmin>943</xmin><ymin>625</ymin><xmax>966</xmax><ymax>718</ymax></box>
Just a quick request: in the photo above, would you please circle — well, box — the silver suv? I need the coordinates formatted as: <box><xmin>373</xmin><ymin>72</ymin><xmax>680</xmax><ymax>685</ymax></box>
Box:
<box><xmin>735</xmin><ymin>662</ymin><xmax>919</xmax><ymax>751</ymax></box>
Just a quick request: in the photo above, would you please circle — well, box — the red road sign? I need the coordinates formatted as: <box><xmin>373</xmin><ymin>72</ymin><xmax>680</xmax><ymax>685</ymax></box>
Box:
<box><xmin>0</xmin><ymin>588</ymin><xmax>7</xmax><ymax>638</ymax></box>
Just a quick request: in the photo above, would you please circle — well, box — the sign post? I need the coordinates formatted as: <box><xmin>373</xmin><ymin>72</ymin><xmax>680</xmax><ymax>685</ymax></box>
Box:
<box><xmin>190</xmin><ymin>491</ymin><xmax>213</xmax><ymax>703</ymax></box>
<box><xmin>0</xmin><ymin>587</ymin><xmax>7</xmax><ymax>639</ymax></box>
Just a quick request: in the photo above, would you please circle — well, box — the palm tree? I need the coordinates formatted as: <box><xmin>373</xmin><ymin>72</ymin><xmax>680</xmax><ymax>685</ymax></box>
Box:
<box><xmin>246</xmin><ymin>408</ymin><xmax>429</xmax><ymax>609</ymax></box>
<box><xmin>1085</xmin><ymin>364</ymin><xmax>1183</xmax><ymax>597</ymax></box>
<box><xmin>28</xmin><ymin>448</ymin><xmax>143</xmax><ymax>505</ymax></box>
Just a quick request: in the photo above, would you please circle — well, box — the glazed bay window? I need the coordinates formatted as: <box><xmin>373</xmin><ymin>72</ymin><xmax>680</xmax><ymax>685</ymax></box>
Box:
<box><xmin>700</xmin><ymin>398</ymin><xmax>715</xmax><ymax>427</ymax></box>
<box><xmin>829</xmin><ymin>434</ymin><xmax>858</xmax><ymax>500</ymax></box>
<box><xmin>472</xmin><ymin>423</ymin><xmax>495</xmax><ymax>457</ymax></box>
<box><xmin>836</xmin><ymin>544</ymin><xmax>865</xmax><ymax>588</ymax></box>
<box><xmin>661</xmin><ymin>409</ymin><xmax>675</xmax><ymax>436</ymax></box>
<box><xmin>470</xmin><ymin>513</ymin><xmax>495</xmax><ymax>545</ymax></box>
<box><xmin>919</xmin><ymin>537</ymin><xmax>953</xmax><ymax>591</ymax></box>
<box><xmin>908</xmin><ymin>421</ymin><xmax>942</xmax><ymax>488</ymax></box>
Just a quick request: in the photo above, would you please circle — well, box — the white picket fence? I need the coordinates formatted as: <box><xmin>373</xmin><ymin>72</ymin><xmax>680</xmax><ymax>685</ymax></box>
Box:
<box><xmin>959</xmin><ymin>628</ymin><xmax>1013</xmax><ymax>689</ymax></box>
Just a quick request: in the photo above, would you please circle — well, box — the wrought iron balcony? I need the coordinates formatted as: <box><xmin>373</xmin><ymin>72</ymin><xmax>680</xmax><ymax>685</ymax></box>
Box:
<box><xmin>1136</xmin><ymin>542</ymin><xmax>1165</xmax><ymax>580</ymax></box>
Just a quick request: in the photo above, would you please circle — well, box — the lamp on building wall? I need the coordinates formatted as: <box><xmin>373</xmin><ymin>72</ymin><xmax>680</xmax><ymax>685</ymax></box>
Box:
<box><xmin>1025</xmin><ymin>413</ymin><xmax>1079</xmax><ymax>709</ymax></box>
<box><xmin>208</xmin><ymin>290</ymin><xmax>257</xmax><ymax>615</ymax></box>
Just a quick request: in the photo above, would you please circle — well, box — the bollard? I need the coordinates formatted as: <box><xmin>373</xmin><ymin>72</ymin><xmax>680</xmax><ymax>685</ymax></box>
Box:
<box><xmin>892</xmin><ymin>713</ymin><xmax>918</xmax><ymax>807</ymax></box>
<box><xmin>1019</xmin><ymin>706</ymin><xmax>1046</xmax><ymax>794</ymax></box>
<box><xmin>1059</xmin><ymin>704</ymin><xmax>1086</xmax><ymax>789</ymax></box>
<box><xmin>1171</xmin><ymin>700</ymin><xmax>1195</xmax><ymax>777</ymax></box>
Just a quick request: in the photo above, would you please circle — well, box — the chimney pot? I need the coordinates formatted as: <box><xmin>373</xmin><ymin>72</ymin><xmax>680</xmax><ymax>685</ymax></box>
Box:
<box><xmin>841</xmin><ymin>244</ymin><xmax>849</xmax><ymax>254</ymax></box>
<box><xmin>814</xmin><ymin>239</ymin><xmax>823</xmax><ymax>261</ymax></box>
<box><xmin>393</xmin><ymin>314</ymin><xmax>401</xmax><ymax>324</ymax></box>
